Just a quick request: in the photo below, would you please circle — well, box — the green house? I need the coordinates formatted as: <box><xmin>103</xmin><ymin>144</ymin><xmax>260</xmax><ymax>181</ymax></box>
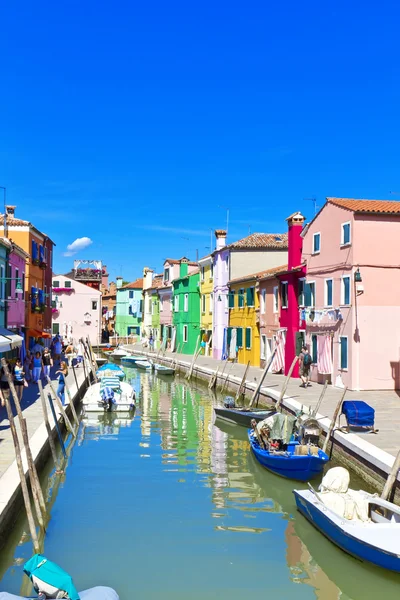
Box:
<box><xmin>151</xmin><ymin>289</ymin><xmax>161</xmax><ymax>345</ymax></box>
<box><xmin>115</xmin><ymin>278</ymin><xmax>143</xmax><ymax>337</ymax></box>
<box><xmin>172</xmin><ymin>263</ymin><xmax>200</xmax><ymax>354</ymax></box>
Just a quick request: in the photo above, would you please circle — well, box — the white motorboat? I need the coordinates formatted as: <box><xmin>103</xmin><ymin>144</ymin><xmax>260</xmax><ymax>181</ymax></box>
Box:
<box><xmin>109</xmin><ymin>348</ymin><xmax>128</xmax><ymax>358</ymax></box>
<box><xmin>135</xmin><ymin>360</ymin><xmax>152</xmax><ymax>370</ymax></box>
<box><xmin>154</xmin><ymin>363</ymin><xmax>175</xmax><ymax>375</ymax></box>
<box><xmin>82</xmin><ymin>380</ymin><xmax>135</xmax><ymax>413</ymax></box>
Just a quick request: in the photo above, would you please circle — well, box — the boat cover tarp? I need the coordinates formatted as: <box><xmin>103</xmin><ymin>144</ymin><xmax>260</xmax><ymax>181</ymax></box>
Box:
<box><xmin>100</xmin><ymin>377</ymin><xmax>121</xmax><ymax>391</ymax></box>
<box><xmin>342</xmin><ymin>400</ymin><xmax>375</xmax><ymax>428</ymax></box>
<box><xmin>98</xmin><ymin>363</ymin><xmax>122</xmax><ymax>372</ymax></box>
<box><xmin>23</xmin><ymin>553</ymin><xmax>80</xmax><ymax>600</ymax></box>
<box><xmin>0</xmin><ymin>588</ymin><xmax>119</xmax><ymax>600</ymax></box>
<box><xmin>256</xmin><ymin>413</ymin><xmax>296</xmax><ymax>444</ymax></box>
<box><xmin>318</xmin><ymin>467</ymin><xmax>369</xmax><ymax>522</ymax></box>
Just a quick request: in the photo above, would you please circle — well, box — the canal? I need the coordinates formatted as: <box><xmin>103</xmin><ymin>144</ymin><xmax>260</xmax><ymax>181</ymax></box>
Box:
<box><xmin>0</xmin><ymin>367</ymin><xmax>399</xmax><ymax>599</ymax></box>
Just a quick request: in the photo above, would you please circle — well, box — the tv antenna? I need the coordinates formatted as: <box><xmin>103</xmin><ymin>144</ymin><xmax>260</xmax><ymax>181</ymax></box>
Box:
<box><xmin>304</xmin><ymin>197</ymin><xmax>319</xmax><ymax>215</ymax></box>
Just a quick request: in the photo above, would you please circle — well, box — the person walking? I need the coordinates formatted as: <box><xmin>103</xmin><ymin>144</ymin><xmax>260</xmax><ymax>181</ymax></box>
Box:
<box><xmin>53</xmin><ymin>335</ymin><xmax>63</xmax><ymax>365</ymax></box>
<box><xmin>64</xmin><ymin>341</ymin><xmax>75</xmax><ymax>367</ymax></box>
<box><xmin>149</xmin><ymin>333</ymin><xmax>154</xmax><ymax>352</ymax></box>
<box><xmin>56</xmin><ymin>361</ymin><xmax>68</xmax><ymax>406</ymax></box>
<box><xmin>299</xmin><ymin>345</ymin><xmax>312</xmax><ymax>388</ymax></box>
<box><xmin>32</xmin><ymin>352</ymin><xmax>43</xmax><ymax>383</ymax></box>
<box><xmin>13</xmin><ymin>359</ymin><xmax>26</xmax><ymax>402</ymax></box>
<box><xmin>42</xmin><ymin>347</ymin><xmax>53</xmax><ymax>380</ymax></box>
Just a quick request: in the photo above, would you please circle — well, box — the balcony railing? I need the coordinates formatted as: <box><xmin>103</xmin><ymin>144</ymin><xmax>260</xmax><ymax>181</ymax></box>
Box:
<box><xmin>75</xmin><ymin>268</ymin><xmax>102</xmax><ymax>281</ymax></box>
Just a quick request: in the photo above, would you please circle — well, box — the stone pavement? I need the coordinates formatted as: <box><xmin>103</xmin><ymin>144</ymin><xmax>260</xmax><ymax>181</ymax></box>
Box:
<box><xmin>127</xmin><ymin>344</ymin><xmax>400</xmax><ymax>458</ymax></box>
<box><xmin>0</xmin><ymin>362</ymin><xmax>87</xmax><ymax>479</ymax></box>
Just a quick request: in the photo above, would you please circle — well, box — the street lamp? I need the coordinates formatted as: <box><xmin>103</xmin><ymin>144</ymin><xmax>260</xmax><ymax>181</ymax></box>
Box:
<box><xmin>0</xmin><ymin>277</ymin><xmax>24</xmax><ymax>295</ymax></box>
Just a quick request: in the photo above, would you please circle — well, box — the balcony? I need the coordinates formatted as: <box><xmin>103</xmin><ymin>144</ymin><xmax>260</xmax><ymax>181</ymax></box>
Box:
<box><xmin>75</xmin><ymin>268</ymin><xmax>102</xmax><ymax>281</ymax></box>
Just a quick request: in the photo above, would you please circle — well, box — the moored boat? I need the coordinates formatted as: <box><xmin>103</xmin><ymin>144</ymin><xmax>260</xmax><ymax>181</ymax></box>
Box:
<box><xmin>154</xmin><ymin>363</ymin><xmax>175</xmax><ymax>375</ymax></box>
<box><xmin>95</xmin><ymin>355</ymin><xmax>107</xmax><ymax>367</ymax></box>
<box><xmin>82</xmin><ymin>378</ymin><xmax>135</xmax><ymax>413</ymax></box>
<box><xmin>214</xmin><ymin>396</ymin><xmax>275</xmax><ymax>427</ymax></box>
<box><xmin>294</xmin><ymin>467</ymin><xmax>400</xmax><ymax>572</ymax></box>
<box><xmin>109</xmin><ymin>348</ymin><xmax>128</xmax><ymax>359</ymax></box>
<box><xmin>121</xmin><ymin>355</ymin><xmax>144</xmax><ymax>366</ymax></box>
<box><xmin>96</xmin><ymin>362</ymin><xmax>125</xmax><ymax>380</ymax></box>
<box><xmin>135</xmin><ymin>360</ymin><xmax>152</xmax><ymax>370</ymax></box>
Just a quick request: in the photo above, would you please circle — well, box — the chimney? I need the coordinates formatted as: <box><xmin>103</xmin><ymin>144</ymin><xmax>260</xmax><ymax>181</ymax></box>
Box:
<box><xmin>143</xmin><ymin>267</ymin><xmax>154</xmax><ymax>290</ymax></box>
<box><xmin>179</xmin><ymin>258</ymin><xmax>188</xmax><ymax>278</ymax></box>
<box><xmin>116</xmin><ymin>277</ymin><xmax>123</xmax><ymax>289</ymax></box>
<box><xmin>286</xmin><ymin>212</ymin><xmax>306</xmax><ymax>270</ymax></box>
<box><xmin>6</xmin><ymin>205</ymin><xmax>16</xmax><ymax>217</ymax></box>
<box><xmin>214</xmin><ymin>229</ymin><xmax>227</xmax><ymax>251</ymax></box>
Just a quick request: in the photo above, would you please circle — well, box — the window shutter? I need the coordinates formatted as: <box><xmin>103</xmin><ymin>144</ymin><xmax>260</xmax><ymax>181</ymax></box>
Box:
<box><xmin>312</xmin><ymin>335</ymin><xmax>318</xmax><ymax>363</ymax></box>
<box><xmin>228</xmin><ymin>291</ymin><xmax>235</xmax><ymax>308</ymax></box>
<box><xmin>304</xmin><ymin>283</ymin><xmax>312</xmax><ymax>307</ymax></box>
<box><xmin>238</xmin><ymin>290</ymin><xmax>244</xmax><ymax>308</ymax></box>
<box><xmin>6</xmin><ymin>264</ymin><xmax>11</xmax><ymax>298</ymax></box>
<box><xmin>246</xmin><ymin>287</ymin><xmax>254</xmax><ymax>306</ymax></box>
<box><xmin>295</xmin><ymin>331</ymin><xmax>304</xmax><ymax>356</ymax></box>
<box><xmin>227</xmin><ymin>327</ymin><xmax>232</xmax><ymax>349</ymax></box>
<box><xmin>245</xmin><ymin>327</ymin><xmax>251</xmax><ymax>349</ymax></box>
<box><xmin>341</xmin><ymin>337</ymin><xmax>348</xmax><ymax>369</ymax></box>
<box><xmin>237</xmin><ymin>327</ymin><xmax>243</xmax><ymax>348</ymax></box>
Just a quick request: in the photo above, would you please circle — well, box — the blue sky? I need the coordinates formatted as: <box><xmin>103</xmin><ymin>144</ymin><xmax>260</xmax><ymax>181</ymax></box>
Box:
<box><xmin>1</xmin><ymin>0</ymin><xmax>400</xmax><ymax>282</ymax></box>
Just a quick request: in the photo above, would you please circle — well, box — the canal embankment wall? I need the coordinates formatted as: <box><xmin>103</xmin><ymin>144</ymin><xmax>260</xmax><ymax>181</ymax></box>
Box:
<box><xmin>0</xmin><ymin>369</ymin><xmax>90</xmax><ymax>550</ymax></box>
<box><xmin>125</xmin><ymin>345</ymin><xmax>400</xmax><ymax>498</ymax></box>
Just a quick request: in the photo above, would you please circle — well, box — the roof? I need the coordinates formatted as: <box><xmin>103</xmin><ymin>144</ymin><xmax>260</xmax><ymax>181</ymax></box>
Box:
<box><xmin>328</xmin><ymin>197</ymin><xmax>400</xmax><ymax>215</ymax></box>
<box><xmin>227</xmin><ymin>232</ymin><xmax>288</xmax><ymax>250</ymax></box>
<box><xmin>148</xmin><ymin>275</ymin><xmax>164</xmax><ymax>290</ymax></box>
<box><xmin>229</xmin><ymin>264</ymin><xmax>288</xmax><ymax>285</ymax></box>
<box><xmin>0</xmin><ymin>215</ymin><xmax>56</xmax><ymax>245</ymax></box>
<box><xmin>164</xmin><ymin>256</ymin><xmax>198</xmax><ymax>266</ymax></box>
<box><xmin>122</xmin><ymin>278</ymin><xmax>143</xmax><ymax>290</ymax></box>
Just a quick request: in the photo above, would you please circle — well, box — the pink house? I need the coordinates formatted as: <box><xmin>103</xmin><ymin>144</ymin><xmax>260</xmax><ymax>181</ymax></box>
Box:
<box><xmin>4</xmin><ymin>239</ymin><xmax>29</xmax><ymax>331</ymax></box>
<box><xmin>302</xmin><ymin>197</ymin><xmax>400</xmax><ymax>390</ymax></box>
<box><xmin>52</xmin><ymin>274</ymin><xmax>102</xmax><ymax>344</ymax></box>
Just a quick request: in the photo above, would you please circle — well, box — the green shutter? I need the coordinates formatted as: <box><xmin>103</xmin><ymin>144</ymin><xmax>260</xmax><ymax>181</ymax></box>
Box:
<box><xmin>295</xmin><ymin>331</ymin><xmax>305</xmax><ymax>356</ymax></box>
<box><xmin>245</xmin><ymin>327</ymin><xmax>252</xmax><ymax>349</ymax></box>
<box><xmin>312</xmin><ymin>335</ymin><xmax>318</xmax><ymax>363</ymax></box>
<box><xmin>227</xmin><ymin>327</ymin><xmax>232</xmax><ymax>349</ymax></box>
<box><xmin>237</xmin><ymin>327</ymin><xmax>243</xmax><ymax>348</ymax></box>
<box><xmin>340</xmin><ymin>337</ymin><xmax>348</xmax><ymax>369</ymax></box>
<box><xmin>246</xmin><ymin>287</ymin><xmax>254</xmax><ymax>307</ymax></box>
<box><xmin>228</xmin><ymin>291</ymin><xmax>235</xmax><ymax>308</ymax></box>
<box><xmin>238</xmin><ymin>289</ymin><xmax>244</xmax><ymax>308</ymax></box>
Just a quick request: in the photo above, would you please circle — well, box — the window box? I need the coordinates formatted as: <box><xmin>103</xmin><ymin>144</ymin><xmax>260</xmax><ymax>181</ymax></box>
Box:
<box><xmin>52</xmin><ymin>287</ymin><xmax>74</xmax><ymax>293</ymax></box>
<box><xmin>39</xmin><ymin>261</ymin><xmax>47</xmax><ymax>269</ymax></box>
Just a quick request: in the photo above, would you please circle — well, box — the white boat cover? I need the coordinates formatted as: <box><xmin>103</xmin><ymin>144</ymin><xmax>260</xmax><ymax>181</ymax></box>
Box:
<box><xmin>0</xmin><ymin>587</ymin><xmax>119</xmax><ymax>600</ymax></box>
<box><xmin>318</xmin><ymin>467</ymin><xmax>369</xmax><ymax>522</ymax></box>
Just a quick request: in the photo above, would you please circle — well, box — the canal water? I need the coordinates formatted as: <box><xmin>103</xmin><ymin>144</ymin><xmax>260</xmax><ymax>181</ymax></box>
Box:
<box><xmin>0</xmin><ymin>368</ymin><xmax>399</xmax><ymax>599</ymax></box>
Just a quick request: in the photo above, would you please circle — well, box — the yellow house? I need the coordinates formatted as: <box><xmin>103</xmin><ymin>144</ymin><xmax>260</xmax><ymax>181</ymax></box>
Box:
<box><xmin>228</xmin><ymin>272</ymin><xmax>260</xmax><ymax>366</ymax></box>
<box><xmin>198</xmin><ymin>254</ymin><xmax>213</xmax><ymax>355</ymax></box>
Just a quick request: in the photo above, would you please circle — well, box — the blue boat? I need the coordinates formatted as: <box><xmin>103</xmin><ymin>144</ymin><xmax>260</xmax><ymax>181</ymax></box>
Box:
<box><xmin>121</xmin><ymin>356</ymin><xmax>144</xmax><ymax>366</ymax></box>
<box><xmin>96</xmin><ymin>363</ymin><xmax>125</xmax><ymax>380</ymax></box>
<box><xmin>248</xmin><ymin>429</ymin><xmax>329</xmax><ymax>481</ymax></box>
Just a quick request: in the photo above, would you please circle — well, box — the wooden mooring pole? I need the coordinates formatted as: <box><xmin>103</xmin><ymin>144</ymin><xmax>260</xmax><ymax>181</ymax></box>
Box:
<box><xmin>322</xmin><ymin>387</ymin><xmax>348</xmax><ymax>454</ymax></box>
<box><xmin>275</xmin><ymin>354</ymin><xmax>298</xmax><ymax>411</ymax></box>
<box><xmin>0</xmin><ymin>388</ymin><xmax>40</xmax><ymax>552</ymax></box>
<box><xmin>249</xmin><ymin>349</ymin><xmax>277</xmax><ymax>408</ymax></box>
<box><xmin>64</xmin><ymin>378</ymin><xmax>80</xmax><ymax>428</ymax></box>
<box><xmin>46</xmin><ymin>376</ymin><xmax>76</xmax><ymax>438</ymax></box>
<box><xmin>38</xmin><ymin>380</ymin><xmax>58</xmax><ymax>466</ymax></box>
<box><xmin>235</xmin><ymin>361</ymin><xmax>250</xmax><ymax>402</ymax></box>
<box><xmin>381</xmin><ymin>449</ymin><xmax>400</xmax><ymax>501</ymax></box>
<box><xmin>47</xmin><ymin>393</ymin><xmax>67</xmax><ymax>459</ymax></box>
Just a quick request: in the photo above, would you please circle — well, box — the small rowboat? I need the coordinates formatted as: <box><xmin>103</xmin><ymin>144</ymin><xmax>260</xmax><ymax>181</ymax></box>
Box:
<box><xmin>97</xmin><ymin>363</ymin><xmax>125</xmax><ymax>380</ymax></box>
<box><xmin>121</xmin><ymin>355</ymin><xmax>144</xmax><ymax>366</ymax></box>
<box><xmin>154</xmin><ymin>364</ymin><xmax>175</xmax><ymax>375</ymax></box>
<box><xmin>135</xmin><ymin>360</ymin><xmax>152</xmax><ymax>370</ymax></box>
<box><xmin>214</xmin><ymin>406</ymin><xmax>275</xmax><ymax>427</ymax></box>
<box><xmin>82</xmin><ymin>380</ymin><xmax>135</xmax><ymax>413</ymax></box>
<box><xmin>294</xmin><ymin>468</ymin><xmax>400</xmax><ymax>572</ymax></box>
<box><xmin>109</xmin><ymin>348</ymin><xmax>128</xmax><ymax>359</ymax></box>
<box><xmin>248</xmin><ymin>429</ymin><xmax>329</xmax><ymax>481</ymax></box>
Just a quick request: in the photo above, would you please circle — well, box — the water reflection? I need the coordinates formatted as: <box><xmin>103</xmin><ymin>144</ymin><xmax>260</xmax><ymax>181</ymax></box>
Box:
<box><xmin>0</xmin><ymin>373</ymin><xmax>399</xmax><ymax>599</ymax></box>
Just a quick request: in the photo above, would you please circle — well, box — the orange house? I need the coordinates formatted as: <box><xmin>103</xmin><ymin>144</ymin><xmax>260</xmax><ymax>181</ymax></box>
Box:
<box><xmin>0</xmin><ymin>206</ymin><xmax>55</xmax><ymax>348</ymax></box>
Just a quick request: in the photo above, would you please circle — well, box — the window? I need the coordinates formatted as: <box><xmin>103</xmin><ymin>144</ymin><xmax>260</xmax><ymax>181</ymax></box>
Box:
<box><xmin>342</xmin><ymin>276</ymin><xmax>351</xmax><ymax>305</ymax></box>
<box><xmin>341</xmin><ymin>222</ymin><xmax>351</xmax><ymax>246</ymax></box>
<box><xmin>129</xmin><ymin>290</ymin><xmax>134</xmax><ymax>298</ymax></box>
<box><xmin>201</xmin><ymin>266</ymin><xmax>205</xmax><ymax>281</ymax></box>
<box><xmin>281</xmin><ymin>282</ymin><xmax>288</xmax><ymax>308</ymax></box>
<box><xmin>53</xmin><ymin>280</ymin><xmax>60</xmax><ymax>288</ymax></box>
<box><xmin>174</xmin><ymin>295</ymin><xmax>179</xmax><ymax>312</ymax></box>
<box><xmin>225</xmin><ymin>256</ymin><xmax>229</xmax><ymax>272</ymax></box>
<box><xmin>304</xmin><ymin>281</ymin><xmax>316</xmax><ymax>307</ymax></box>
<box><xmin>273</xmin><ymin>286</ymin><xmax>279</xmax><ymax>313</ymax></box>
<box><xmin>246</xmin><ymin>287</ymin><xmax>255</xmax><ymax>307</ymax></box>
<box><xmin>160</xmin><ymin>296</ymin><xmax>164</xmax><ymax>312</ymax></box>
<box><xmin>92</xmin><ymin>300</ymin><xmax>98</xmax><ymax>310</ymax></box>
<box><xmin>184</xmin><ymin>293</ymin><xmax>189</xmax><ymax>312</ymax></box>
<box><xmin>209</xmin><ymin>293</ymin><xmax>213</xmax><ymax>313</ymax></box>
<box><xmin>15</xmin><ymin>268</ymin><xmax>19</xmax><ymax>298</ymax></box>
<box><xmin>164</xmin><ymin>268</ymin><xmax>170</xmax><ymax>282</ymax></box>
<box><xmin>0</xmin><ymin>265</ymin><xmax>4</xmax><ymax>300</ymax></box>
<box><xmin>65</xmin><ymin>280</ymin><xmax>71</xmax><ymax>288</ymax></box>
<box><xmin>340</xmin><ymin>336</ymin><xmax>348</xmax><ymax>370</ymax></box>
<box><xmin>260</xmin><ymin>289</ymin><xmax>266</xmax><ymax>314</ymax></box>
<box><xmin>298</xmin><ymin>278</ymin><xmax>305</xmax><ymax>306</ymax></box>
<box><xmin>260</xmin><ymin>334</ymin><xmax>267</xmax><ymax>359</ymax></box>
<box><xmin>237</xmin><ymin>327</ymin><xmax>243</xmax><ymax>348</ymax></box>
<box><xmin>325</xmin><ymin>279</ymin><xmax>333</xmax><ymax>307</ymax></box>
<box><xmin>209</xmin><ymin>263</ymin><xmax>213</xmax><ymax>280</ymax></box>
<box><xmin>228</xmin><ymin>290</ymin><xmax>235</xmax><ymax>309</ymax></box>
<box><xmin>201</xmin><ymin>294</ymin><xmax>206</xmax><ymax>313</ymax></box>
<box><xmin>311</xmin><ymin>334</ymin><xmax>318</xmax><ymax>364</ymax></box>
<box><xmin>52</xmin><ymin>323</ymin><xmax>60</xmax><ymax>335</ymax></box>
<box><xmin>22</xmin><ymin>273</ymin><xmax>25</xmax><ymax>299</ymax></box>
<box><xmin>313</xmin><ymin>233</ymin><xmax>321</xmax><ymax>254</ymax></box>
<box><xmin>183</xmin><ymin>325</ymin><xmax>188</xmax><ymax>343</ymax></box>
<box><xmin>245</xmin><ymin>327</ymin><xmax>252</xmax><ymax>349</ymax></box>
<box><xmin>6</xmin><ymin>263</ymin><xmax>11</xmax><ymax>298</ymax></box>
<box><xmin>238</xmin><ymin>289</ymin><xmax>244</xmax><ymax>308</ymax></box>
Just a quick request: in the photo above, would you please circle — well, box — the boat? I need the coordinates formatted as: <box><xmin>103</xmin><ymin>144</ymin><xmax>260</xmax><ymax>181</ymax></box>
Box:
<box><xmin>248</xmin><ymin>413</ymin><xmax>329</xmax><ymax>481</ymax></box>
<box><xmin>121</xmin><ymin>355</ymin><xmax>144</xmax><ymax>366</ymax></box>
<box><xmin>95</xmin><ymin>355</ymin><xmax>107</xmax><ymax>367</ymax></box>
<box><xmin>135</xmin><ymin>360</ymin><xmax>152</xmax><ymax>370</ymax></box>
<box><xmin>294</xmin><ymin>466</ymin><xmax>400</xmax><ymax>573</ymax></box>
<box><xmin>109</xmin><ymin>348</ymin><xmax>128</xmax><ymax>359</ymax></box>
<box><xmin>82</xmin><ymin>378</ymin><xmax>135</xmax><ymax>413</ymax></box>
<box><xmin>154</xmin><ymin>364</ymin><xmax>175</xmax><ymax>375</ymax></box>
<box><xmin>96</xmin><ymin>362</ymin><xmax>125</xmax><ymax>380</ymax></box>
<box><xmin>214</xmin><ymin>396</ymin><xmax>276</xmax><ymax>427</ymax></box>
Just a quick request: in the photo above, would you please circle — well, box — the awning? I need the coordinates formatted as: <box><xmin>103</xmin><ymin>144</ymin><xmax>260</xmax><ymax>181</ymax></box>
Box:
<box><xmin>0</xmin><ymin>328</ymin><xmax>24</xmax><ymax>350</ymax></box>
<box><xmin>27</xmin><ymin>329</ymin><xmax>52</xmax><ymax>339</ymax></box>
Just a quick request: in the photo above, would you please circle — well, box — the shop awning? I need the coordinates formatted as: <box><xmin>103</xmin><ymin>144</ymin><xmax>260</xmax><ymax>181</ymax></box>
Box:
<box><xmin>27</xmin><ymin>329</ymin><xmax>52</xmax><ymax>339</ymax></box>
<box><xmin>0</xmin><ymin>328</ymin><xmax>24</xmax><ymax>352</ymax></box>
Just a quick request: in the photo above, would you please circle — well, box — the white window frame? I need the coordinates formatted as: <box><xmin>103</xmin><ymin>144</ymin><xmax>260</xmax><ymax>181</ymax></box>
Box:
<box><xmin>164</xmin><ymin>268</ymin><xmax>170</xmax><ymax>283</ymax></box>
<box><xmin>183</xmin><ymin>325</ymin><xmax>188</xmax><ymax>343</ymax></box>
<box><xmin>341</xmin><ymin>222</ymin><xmax>351</xmax><ymax>246</ymax></box>
<box><xmin>260</xmin><ymin>288</ymin><xmax>266</xmax><ymax>314</ymax></box>
<box><xmin>325</xmin><ymin>278</ymin><xmax>333</xmax><ymax>307</ymax></box>
<box><xmin>341</xmin><ymin>276</ymin><xmax>351</xmax><ymax>306</ymax></box>
<box><xmin>305</xmin><ymin>280</ymin><xmax>316</xmax><ymax>307</ymax></box>
<box><xmin>281</xmin><ymin>281</ymin><xmax>288</xmax><ymax>309</ymax></box>
<box><xmin>174</xmin><ymin>295</ymin><xmax>179</xmax><ymax>312</ymax></box>
<box><xmin>225</xmin><ymin>256</ymin><xmax>229</xmax><ymax>272</ymax></box>
<box><xmin>201</xmin><ymin>294</ymin><xmax>206</xmax><ymax>314</ymax></box>
<box><xmin>273</xmin><ymin>286</ymin><xmax>279</xmax><ymax>313</ymax></box>
<box><xmin>184</xmin><ymin>293</ymin><xmax>189</xmax><ymax>312</ymax></box>
<box><xmin>260</xmin><ymin>334</ymin><xmax>267</xmax><ymax>360</ymax></box>
<box><xmin>298</xmin><ymin>277</ymin><xmax>305</xmax><ymax>307</ymax></box>
<box><xmin>201</xmin><ymin>266</ymin><xmax>205</xmax><ymax>282</ymax></box>
<box><xmin>339</xmin><ymin>336</ymin><xmax>348</xmax><ymax>370</ymax></box>
<box><xmin>209</xmin><ymin>292</ymin><xmax>213</xmax><ymax>314</ymax></box>
<box><xmin>312</xmin><ymin>232</ymin><xmax>321</xmax><ymax>255</ymax></box>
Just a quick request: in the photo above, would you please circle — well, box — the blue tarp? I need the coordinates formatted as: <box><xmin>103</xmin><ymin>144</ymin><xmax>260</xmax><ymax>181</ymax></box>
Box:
<box><xmin>342</xmin><ymin>400</ymin><xmax>375</xmax><ymax>428</ymax></box>
<box><xmin>24</xmin><ymin>554</ymin><xmax>80</xmax><ymax>600</ymax></box>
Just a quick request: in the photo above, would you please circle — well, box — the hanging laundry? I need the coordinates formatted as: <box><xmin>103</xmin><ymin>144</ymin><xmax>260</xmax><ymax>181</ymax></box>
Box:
<box><xmin>317</xmin><ymin>335</ymin><xmax>332</xmax><ymax>374</ymax></box>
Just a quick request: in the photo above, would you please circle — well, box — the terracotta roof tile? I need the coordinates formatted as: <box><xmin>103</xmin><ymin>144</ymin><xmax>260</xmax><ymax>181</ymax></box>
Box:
<box><xmin>328</xmin><ymin>198</ymin><xmax>400</xmax><ymax>214</ymax></box>
<box><xmin>122</xmin><ymin>278</ymin><xmax>143</xmax><ymax>289</ymax></box>
<box><xmin>229</xmin><ymin>264</ymin><xmax>288</xmax><ymax>284</ymax></box>
<box><xmin>148</xmin><ymin>275</ymin><xmax>164</xmax><ymax>290</ymax></box>
<box><xmin>227</xmin><ymin>232</ymin><xmax>288</xmax><ymax>250</ymax></box>
<box><xmin>164</xmin><ymin>256</ymin><xmax>198</xmax><ymax>266</ymax></box>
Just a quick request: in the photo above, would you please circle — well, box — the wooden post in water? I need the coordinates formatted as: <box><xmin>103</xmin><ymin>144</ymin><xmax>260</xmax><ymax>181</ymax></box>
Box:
<box><xmin>221</xmin><ymin>360</ymin><xmax>235</xmax><ymax>394</ymax></box>
<box><xmin>381</xmin><ymin>449</ymin><xmax>400</xmax><ymax>501</ymax></box>
<box><xmin>312</xmin><ymin>379</ymin><xmax>329</xmax><ymax>418</ymax></box>
<box><xmin>1</xmin><ymin>359</ymin><xmax>46</xmax><ymax>524</ymax></box>
<box><xmin>275</xmin><ymin>354</ymin><xmax>299</xmax><ymax>411</ymax></box>
<box><xmin>46</xmin><ymin>376</ymin><xmax>76</xmax><ymax>438</ymax></box>
<box><xmin>322</xmin><ymin>387</ymin><xmax>348</xmax><ymax>454</ymax></box>
<box><xmin>0</xmin><ymin>388</ymin><xmax>40</xmax><ymax>552</ymax></box>
<box><xmin>186</xmin><ymin>335</ymin><xmax>200</xmax><ymax>380</ymax></box>
<box><xmin>47</xmin><ymin>393</ymin><xmax>67</xmax><ymax>459</ymax></box>
<box><xmin>38</xmin><ymin>380</ymin><xmax>58</xmax><ymax>465</ymax></box>
<box><xmin>64</xmin><ymin>377</ymin><xmax>79</xmax><ymax>428</ymax></box>
<box><xmin>249</xmin><ymin>349</ymin><xmax>277</xmax><ymax>408</ymax></box>
<box><xmin>83</xmin><ymin>338</ymin><xmax>97</xmax><ymax>384</ymax></box>
<box><xmin>235</xmin><ymin>361</ymin><xmax>250</xmax><ymax>402</ymax></box>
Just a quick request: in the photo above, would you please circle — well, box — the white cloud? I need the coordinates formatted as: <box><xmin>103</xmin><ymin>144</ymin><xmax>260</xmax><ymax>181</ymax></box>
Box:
<box><xmin>63</xmin><ymin>236</ymin><xmax>93</xmax><ymax>257</ymax></box>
